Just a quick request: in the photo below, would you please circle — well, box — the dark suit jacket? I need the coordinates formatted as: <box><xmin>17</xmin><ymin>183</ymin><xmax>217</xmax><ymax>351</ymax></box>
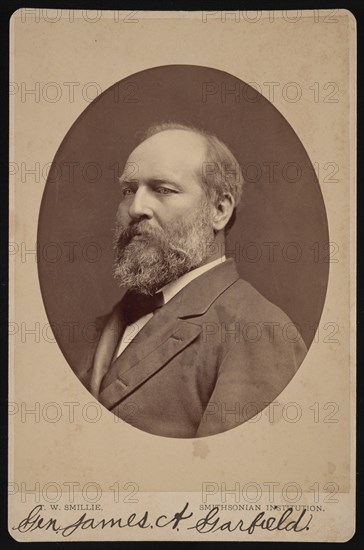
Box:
<box><xmin>79</xmin><ymin>259</ymin><xmax>307</xmax><ymax>438</ymax></box>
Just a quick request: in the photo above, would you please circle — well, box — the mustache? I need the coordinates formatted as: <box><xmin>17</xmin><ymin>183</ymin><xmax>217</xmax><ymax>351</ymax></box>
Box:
<box><xmin>114</xmin><ymin>221</ymin><xmax>163</xmax><ymax>248</ymax></box>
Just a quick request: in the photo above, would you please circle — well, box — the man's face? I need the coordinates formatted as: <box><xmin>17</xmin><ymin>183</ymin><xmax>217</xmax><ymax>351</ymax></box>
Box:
<box><xmin>113</xmin><ymin>129</ymin><xmax>216</xmax><ymax>294</ymax></box>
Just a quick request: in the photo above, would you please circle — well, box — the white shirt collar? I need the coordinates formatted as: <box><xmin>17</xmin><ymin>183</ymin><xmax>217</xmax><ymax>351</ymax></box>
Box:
<box><xmin>159</xmin><ymin>256</ymin><xmax>227</xmax><ymax>305</ymax></box>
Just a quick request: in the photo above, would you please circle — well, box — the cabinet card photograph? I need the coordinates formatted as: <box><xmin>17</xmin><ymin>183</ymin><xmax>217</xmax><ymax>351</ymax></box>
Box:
<box><xmin>9</xmin><ymin>8</ymin><xmax>356</xmax><ymax>542</ymax></box>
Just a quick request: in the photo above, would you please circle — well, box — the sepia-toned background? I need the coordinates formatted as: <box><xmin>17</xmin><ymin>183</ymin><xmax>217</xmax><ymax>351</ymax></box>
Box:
<box><xmin>37</xmin><ymin>65</ymin><xmax>329</xmax><ymax>373</ymax></box>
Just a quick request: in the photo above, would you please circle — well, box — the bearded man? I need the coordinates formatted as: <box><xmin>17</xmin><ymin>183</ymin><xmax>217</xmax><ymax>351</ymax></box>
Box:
<box><xmin>80</xmin><ymin>122</ymin><xmax>307</xmax><ymax>438</ymax></box>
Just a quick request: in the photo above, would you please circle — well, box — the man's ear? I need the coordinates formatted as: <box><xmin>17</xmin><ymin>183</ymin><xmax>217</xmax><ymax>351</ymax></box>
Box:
<box><xmin>212</xmin><ymin>193</ymin><xmax>235</xmax><ymax>231</ymax></box>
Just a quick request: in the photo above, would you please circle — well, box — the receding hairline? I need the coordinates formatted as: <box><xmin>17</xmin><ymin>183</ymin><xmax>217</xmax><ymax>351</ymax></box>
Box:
<box><xmin>123</xmin><ymin>128</ymin><xmax>211</xmax><ymax>181</ymax></box>
<box><xmin>120</xmin><ymin>128</ymin><xmax>211</xmax><ymax>187</ymax></box>
<box><xmin>124</xmin><ymin>122</ymin><xmax>243</xmax><ymax>207</ymax></box>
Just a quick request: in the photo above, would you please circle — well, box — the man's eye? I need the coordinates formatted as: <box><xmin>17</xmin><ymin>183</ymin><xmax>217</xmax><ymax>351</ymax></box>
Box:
<box><xmin>121</xmin><ymin>188</ymin><xmax>135</xmax><ymax>196</ymax></box>
<box><xmin>156</xmin><ymin>187</ymin><xmax>175</xmax><ymax>194</ymax></box>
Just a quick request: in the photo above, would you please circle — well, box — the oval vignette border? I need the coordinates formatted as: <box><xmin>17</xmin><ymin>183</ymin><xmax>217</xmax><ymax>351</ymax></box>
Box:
<box><xmin>37</xmin><ymin>64</ymin><xmax>329</xmax><ymax>384</ymax></box>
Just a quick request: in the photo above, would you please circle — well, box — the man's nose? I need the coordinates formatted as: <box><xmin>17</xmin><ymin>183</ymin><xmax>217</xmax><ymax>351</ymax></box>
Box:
<box><xmin>128</xmin><ymin>187</ymin><xmax>153</xmax><ymax>220</ymax></box>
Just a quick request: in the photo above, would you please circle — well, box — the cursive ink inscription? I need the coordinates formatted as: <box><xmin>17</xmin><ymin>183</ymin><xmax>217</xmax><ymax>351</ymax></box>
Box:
<box><xmin>189</xmin><ymin>506</ymin><xmax>313</xmax><ymax>533</ymax></box>
<box><xmin>12</xmin><ymin>503</ymin><xmax>192</xmax><ymax>537</ymax></box>
<box><xmin>12</xmin><ymin>504</ymin><xmax>313</xmax><ymax>537</ymax></box>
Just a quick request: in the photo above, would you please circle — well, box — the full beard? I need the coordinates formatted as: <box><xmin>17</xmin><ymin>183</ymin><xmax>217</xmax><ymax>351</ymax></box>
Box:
<box><xmin>113</xmin><ymin>201</ymin><xmax>216</xmax><ymax>295</ymax></box>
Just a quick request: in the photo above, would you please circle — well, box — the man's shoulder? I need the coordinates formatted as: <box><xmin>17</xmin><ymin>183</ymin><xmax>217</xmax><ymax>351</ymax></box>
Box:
<box><xmin>204</xmin><ymin>273</ymin><xmax>308</xmax><ymax>357</ymax></box>
<box><xmin>210</xmin><ymin>275</ymin><xmax>292</xmax><ymax>324</ymax></box>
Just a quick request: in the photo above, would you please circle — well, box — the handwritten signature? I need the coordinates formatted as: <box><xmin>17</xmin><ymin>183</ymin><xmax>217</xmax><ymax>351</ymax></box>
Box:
<box><xmin>12</xmin><ymin>503</ymin><xmax>313</xmax><ymax>537</ymax></box>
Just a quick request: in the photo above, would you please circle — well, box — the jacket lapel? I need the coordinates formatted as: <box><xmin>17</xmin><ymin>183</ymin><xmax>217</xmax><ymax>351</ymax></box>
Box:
<box><xmin>88</xmin><ymin>258</ymin><xmax>240</xmax><ymax>408</ymax></box>
<box><xmin>98</xmin><ymin>310</ymin><xmax>202</xmax><ymax>409</ymax></box>
<box><xmin>89</xmin><ymin>302</ymin><xmax>127</xmax><ymax>398</ymax></box>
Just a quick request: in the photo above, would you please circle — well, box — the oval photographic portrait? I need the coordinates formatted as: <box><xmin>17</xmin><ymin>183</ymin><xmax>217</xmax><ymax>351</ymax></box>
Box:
<box><xmin>37</xmin><ymin>65</ymin><xmax>329</xmax><ymax>439</ymax></box>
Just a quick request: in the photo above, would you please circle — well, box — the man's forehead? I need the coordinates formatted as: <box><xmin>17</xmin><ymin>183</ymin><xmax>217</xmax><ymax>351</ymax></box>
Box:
<box><xmin>125</xmin><ymin>129</ymin><xmax>208</xmax><ymax>177</ymax></box>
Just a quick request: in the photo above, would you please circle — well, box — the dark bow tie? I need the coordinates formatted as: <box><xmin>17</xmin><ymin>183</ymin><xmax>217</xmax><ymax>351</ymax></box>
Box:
<box><xmin>123</xmin><ymin>290</ymin><xmax>164</xmax><ymax>325</ymax></box>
